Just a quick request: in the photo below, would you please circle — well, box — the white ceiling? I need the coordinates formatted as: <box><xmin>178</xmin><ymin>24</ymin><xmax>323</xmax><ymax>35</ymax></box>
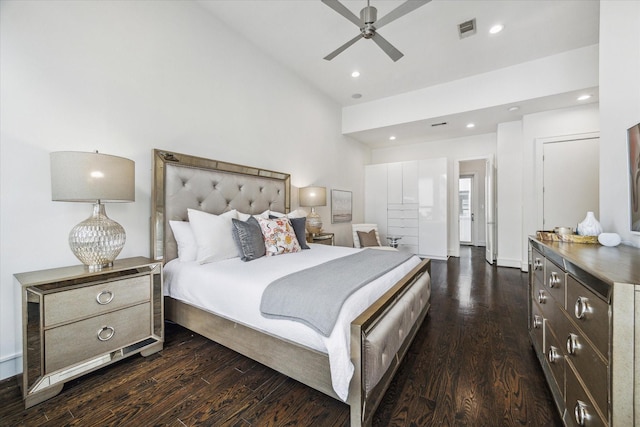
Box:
<box><xmin>197</xmin><ymin>0</ymin><xmax>600</xmax><ymax>146</ymax></box>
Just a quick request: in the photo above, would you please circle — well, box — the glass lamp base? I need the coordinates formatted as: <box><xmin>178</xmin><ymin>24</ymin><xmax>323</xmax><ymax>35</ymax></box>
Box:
<box><xmin>69</xmin><ymin>202</ymin><xmax>126</xmax><ymax>271</ymax></box>
<box><xmin>306</xmin><ymin>209</ymin><xmax>323</xmax><ymax>235</ymax></box>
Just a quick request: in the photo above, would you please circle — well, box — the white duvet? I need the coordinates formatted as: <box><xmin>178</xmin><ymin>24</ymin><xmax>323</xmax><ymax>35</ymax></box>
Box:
<box><xmin>163</xmin><ymin>244</ymin><xmax>421</xmax><ymax>401</ymax></box>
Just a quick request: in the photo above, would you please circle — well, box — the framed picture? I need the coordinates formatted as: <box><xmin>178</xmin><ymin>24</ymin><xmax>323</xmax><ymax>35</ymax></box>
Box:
<box><xmin>629</xmin><ymin>122</ymin><xmax>640</xmax><ymax>233</ymax></box>
<box><xmin>331</xmin><ymin>189</ymin><xmax>352</xmax><ymax>223</ymax></box>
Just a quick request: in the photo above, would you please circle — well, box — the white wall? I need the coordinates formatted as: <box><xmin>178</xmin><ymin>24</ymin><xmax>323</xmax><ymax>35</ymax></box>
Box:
<box><xmin>0</xmin><ymin>0</ymin><xmax>369</xmax><ymax>379</ymax></box>
<box><xmin>599</xmin><ymin>1</ymin><xmax>640</xmax><ymax>248</ymax></box>
<box><xmin>496</xmin><ymin>121</ymin><xmax>523</xmax><ymax>268</ymax></box>
<box><xmin>371</xmin><ymin>133</ymin><xmax>497</xmax><ymax>257</ymax></box>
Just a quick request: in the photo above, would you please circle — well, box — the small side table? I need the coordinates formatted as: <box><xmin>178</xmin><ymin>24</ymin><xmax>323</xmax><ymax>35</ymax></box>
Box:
<box><xmin>310</xmin><ymin>233</ymin><xmax>335</xmax><ymax>246</ymax></box>
<box><xmin>386</xmin><ymin>236</ymin><xmax>402</xmax><ymax>248</ymax></box>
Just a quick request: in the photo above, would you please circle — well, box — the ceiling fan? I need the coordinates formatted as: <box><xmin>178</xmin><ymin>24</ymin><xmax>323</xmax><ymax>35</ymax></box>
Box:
<box><xmin>322</xmin><ymin>0</ymin><xmax>431</xmax><ymax>62</ymax></box>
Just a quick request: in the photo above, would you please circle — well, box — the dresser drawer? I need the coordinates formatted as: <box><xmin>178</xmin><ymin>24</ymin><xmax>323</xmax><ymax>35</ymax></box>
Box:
<box><xmin>544</xmin><ymin>259</ymin><xmax>566</xmax><ymax>307</ymax></box>
<box><xmin>532</xmin><ymin>276</ymin><xmax>554</xmax><ymax>317</ymax></box>
<box><xmin>544</xmin><ymin>324</ymin><xmax>565</xmax><ymax>398</ymax></box>
<box><xmin>556</xmin><ymin>311</ymin><xmax>608</xmax><ymax>417</ymax></box>
<box><xmin>45</xmin><ymin>302</ymin><xmax>151</xmax><ymax>373</ymax></box>
<box><xmin>531</xmin><ymin>248</ymin><xmax>545</xmax><ymax>287</ymax></box>
<box><xmin>565</xmin><ymin>363</ymin><xmax>607</xmax><ymax>427</ymax></box>
<box><xmin>44</xmin><ymin>275</ymin><xmax>151</xmax><ymax>326</ymax></box>
<box><xmin>530</xmin><ymin>300</ymin><xmax>545</xmax><ymax>353</ymax></box>
<box><xmin>567</xmin><ymin>275</ymin><xmax>609</xmax><ymax>360</ymax></box>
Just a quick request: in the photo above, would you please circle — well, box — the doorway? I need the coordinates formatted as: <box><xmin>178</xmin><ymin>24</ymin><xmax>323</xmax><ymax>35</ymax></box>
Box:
<box><xmin>459</xmin><ymin>175</ymin><xmax>474</xmax><ymax>245</ymax></box>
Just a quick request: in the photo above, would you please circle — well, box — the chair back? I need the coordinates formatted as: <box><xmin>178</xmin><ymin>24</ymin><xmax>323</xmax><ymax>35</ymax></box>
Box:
<box><xmin>352</xmin><ymin>223</ymin><xmax>382</xmax><ymax>248</ymax></box>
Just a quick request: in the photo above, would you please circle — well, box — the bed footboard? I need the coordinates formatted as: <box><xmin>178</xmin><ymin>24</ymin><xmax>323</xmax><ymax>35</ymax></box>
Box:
<box><xmin>348</xmin><ymin>258</ymin><xmax>431</xmax><ymax>427</ymax></box>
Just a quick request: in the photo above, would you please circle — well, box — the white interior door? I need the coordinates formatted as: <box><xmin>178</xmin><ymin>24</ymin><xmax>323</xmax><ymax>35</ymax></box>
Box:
<box><xmin>543</xmin><ymin>137</ymin><xmax>599</xmax><ymax>230</ymax></box>
<box><xmin>485</xmin><ymin>157</ymin><xmax>496</xmax><ymax>264</ymax></box>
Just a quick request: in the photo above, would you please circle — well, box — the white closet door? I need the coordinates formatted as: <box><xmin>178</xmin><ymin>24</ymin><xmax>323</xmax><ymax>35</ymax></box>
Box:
<box><xmin>387</xmin><ymin>162</ymin><xmax>403</xmax><ymax>204</ymax></box>
<box><xmin>418</xmin><ymin>158</ymin><xmax>448</xmax><ymax>260</ymax></box>
<box><xmin>402</xmin><ymin>161</ymin><xmax>418</xmax><ymax>203</ymax></box>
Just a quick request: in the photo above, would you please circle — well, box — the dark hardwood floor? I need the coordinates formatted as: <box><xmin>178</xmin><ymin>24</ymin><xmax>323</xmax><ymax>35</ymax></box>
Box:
<box><xmin>0</xmin><ymin>247</ymin><xmax>562</xmax><ymax>426</ymax></box>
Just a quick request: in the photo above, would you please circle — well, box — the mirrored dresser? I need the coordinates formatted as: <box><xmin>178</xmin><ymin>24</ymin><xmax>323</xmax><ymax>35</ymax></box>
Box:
<box><xmin>15</xmin><ymin>257</ymin><xmax>163</xmax><ymax>408</ymax></box>
<box><xmin>528</xmin><ymin>237</ymin><xmax>640</xmax><ymax>427</ymax></box>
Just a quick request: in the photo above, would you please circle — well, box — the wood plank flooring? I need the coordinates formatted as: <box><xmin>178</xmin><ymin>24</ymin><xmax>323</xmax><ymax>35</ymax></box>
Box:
<box><xmin>0</xmin><ymin>247</ymin><xmax>562</xmax><ymax>426</ymax></box>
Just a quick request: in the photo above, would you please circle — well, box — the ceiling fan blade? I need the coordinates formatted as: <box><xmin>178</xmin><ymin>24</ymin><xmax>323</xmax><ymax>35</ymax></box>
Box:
<box><xmin>371</xmin><ymin>32</ymin><xmax>404</xmax><ymax>62</ymax></box>
<box><xmin>375</xmin><ymin>0</ymin><xmax>431</xmax><ymax>29</ymax></box>
<box><xmin>321</xmin><ymin>0</ymin><xmax>362</xmax><ymax>27</ymax></box>
<box><xmin>324</xmin><ymin>33</ymin><xmax>363</xmax><ymax>61</ymax></box>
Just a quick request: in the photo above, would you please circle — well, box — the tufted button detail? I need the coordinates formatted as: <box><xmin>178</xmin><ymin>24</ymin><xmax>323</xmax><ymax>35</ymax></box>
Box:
<box><xmin>259</xmin><ymin>186</ymin><xmax>264</xmax><ymax>192</ymax></box>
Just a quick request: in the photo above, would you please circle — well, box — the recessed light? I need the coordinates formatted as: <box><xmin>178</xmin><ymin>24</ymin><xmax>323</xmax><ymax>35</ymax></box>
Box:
<box><xmin>352</xmin><ymin>93</ymin><xmax>362</xmax><ymax>99</ymax></box>
<box><xmin>489</xmin><ymin>24</ymin><xmax>504</xmax><ymax>34</ymax></box>
<box><xmin>389</xmin><ymin>136</ymin><xmax>396</xmax><ymax>141</ymax></box>
<box><xmin>508</xmin><ymin>106</ymin><xmax>520</xmax><ymax>112</ymax></box>
<box><xmin>466</xmin><ymin>123</ymin><xmax>475</xmax><ymax>128</ymax></box>
<box><xmin>577</xmin><ymin>94</ymin><xmax>591</xmax><ymax>101</ymax></box>
<box><xmin>351</xmin><ymin>71</ymin><xmax>360</xmax><ymax>78</ymax></box>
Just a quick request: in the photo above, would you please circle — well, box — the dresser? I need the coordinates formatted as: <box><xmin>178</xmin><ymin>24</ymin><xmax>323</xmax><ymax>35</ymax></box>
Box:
<box><xmin>15</xmin><ymin>257</ymin><xmax>164</xmax><ymax>408</ymax></box>
<box><xmin>528</xmin><ymin>238</ymin><xmax>640</xmax><ymax>427</ymax></box>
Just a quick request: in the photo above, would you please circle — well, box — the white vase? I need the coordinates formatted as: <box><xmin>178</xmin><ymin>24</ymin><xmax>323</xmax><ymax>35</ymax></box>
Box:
<box><xmin>577</xmin><ymin>211</ymin><xmax>603</xmax><ymax>236</ymax></box>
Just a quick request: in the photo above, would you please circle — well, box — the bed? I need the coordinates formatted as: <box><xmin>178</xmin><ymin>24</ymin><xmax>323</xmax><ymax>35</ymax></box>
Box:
<box><xmin>150</xmin><ymin>149</ymin><xmax>431</xmax><ymax>426</ymax></box>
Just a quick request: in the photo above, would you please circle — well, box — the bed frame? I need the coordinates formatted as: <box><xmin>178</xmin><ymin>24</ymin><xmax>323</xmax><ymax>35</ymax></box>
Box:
<box><xmin>151</xmin><ymin>149</ymin><xmax>431</xmax><ymax>426</ymax></box>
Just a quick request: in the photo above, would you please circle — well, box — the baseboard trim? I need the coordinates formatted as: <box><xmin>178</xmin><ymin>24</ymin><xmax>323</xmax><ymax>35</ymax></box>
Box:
<box><xmin>496</xmin><ymin>258</ymin><xmax>521</xmax><ymax>269</ymax></box>
<box><xmin>0</xmin><ymin>352</ymin><xmax>21</xmax><ymax>381</ymax></box>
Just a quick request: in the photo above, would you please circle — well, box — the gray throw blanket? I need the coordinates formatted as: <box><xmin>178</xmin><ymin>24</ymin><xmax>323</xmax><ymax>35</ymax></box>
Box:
<box><xmin>260</xmin><ymin>249</ymin><xmax>414</xmax><ymax>336</ymax></box>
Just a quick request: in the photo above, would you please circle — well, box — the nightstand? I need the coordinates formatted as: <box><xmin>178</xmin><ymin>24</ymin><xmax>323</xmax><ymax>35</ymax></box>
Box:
<box><xmin>14</xmin><ymin>257</ymin><xmax>163</xmax><ymax>408</ymax></box>
<box><xmin>309</xmin><ymin>232</ymin><xmax>335</xmax><ymax>245</ymax></box>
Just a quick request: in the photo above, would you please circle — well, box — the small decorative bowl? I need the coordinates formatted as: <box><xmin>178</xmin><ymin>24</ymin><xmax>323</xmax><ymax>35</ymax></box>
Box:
<box><xmin>554</xmin><ymin>227</ymin><xmax>574</xmax><ymax>235</ymax></box>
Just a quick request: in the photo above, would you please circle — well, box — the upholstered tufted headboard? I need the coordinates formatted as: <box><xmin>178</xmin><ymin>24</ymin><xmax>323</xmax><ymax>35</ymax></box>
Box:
<box><xmin>151</xmin><ymin>149</ymin><xmax>290</xmax><ymax>262</ymax></box>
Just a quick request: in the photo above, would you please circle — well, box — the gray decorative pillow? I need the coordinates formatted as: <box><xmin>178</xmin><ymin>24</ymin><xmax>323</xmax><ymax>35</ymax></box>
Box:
<box><xmin>269</xmin><ymin>215</ymin><xmax>310</xmax><ymax>250</ymax></box>
<box><xmin>231</xmin><ymin>217</ymin><xmax>266</xmax><ymax>261</ymax></box>
<box><xmin>357</xmin><ymin>230</ymin><xmax>380</xmax><ymax>247</ymax></box>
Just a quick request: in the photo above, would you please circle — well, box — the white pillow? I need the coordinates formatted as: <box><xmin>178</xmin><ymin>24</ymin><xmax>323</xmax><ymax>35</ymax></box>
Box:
<box><xmin>187</xmin><ymin>209</ymin><xmax>238</xmax><ymax>264</ymax></box>
<box><xmin>169</xmin><ymin>220</ymin><xmax>197</xmax><ymax>262</ymax></box>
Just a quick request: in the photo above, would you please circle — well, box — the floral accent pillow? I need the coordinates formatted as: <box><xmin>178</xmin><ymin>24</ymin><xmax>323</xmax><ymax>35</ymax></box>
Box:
<box><xmin>257</xmin><ymin>217</ymin><xmax>302</xmax><ymax>256</ymax></box>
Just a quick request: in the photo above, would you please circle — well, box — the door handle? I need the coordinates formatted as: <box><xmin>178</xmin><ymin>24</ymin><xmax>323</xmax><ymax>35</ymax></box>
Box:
<box><xmin>471</xmin><ymin>213</ymin><xmax>474</xmax><ymax>221</ymax></box>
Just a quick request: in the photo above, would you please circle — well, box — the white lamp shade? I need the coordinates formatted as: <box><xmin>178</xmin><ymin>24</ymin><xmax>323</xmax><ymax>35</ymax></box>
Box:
<box><xmin>299</xmin><ymin>186</ymin><xmax>327</xmax><ymax>207</ymax></box>
<box><xmin>51</xmin><ymin>151</ymin><xmax>135</xmax><ymax>202</ymax></box>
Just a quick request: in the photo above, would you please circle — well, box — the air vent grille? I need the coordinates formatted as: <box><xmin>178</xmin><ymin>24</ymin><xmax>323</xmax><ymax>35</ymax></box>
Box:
<box><xmin>458</xmin><ymin>19</ymin><xmax>476</xmax><ymax>39</ymax></box>
<box><xmin>431</xmin><ymin>122</ymin><xmax>448</xmax><ymax>127</ymax></box>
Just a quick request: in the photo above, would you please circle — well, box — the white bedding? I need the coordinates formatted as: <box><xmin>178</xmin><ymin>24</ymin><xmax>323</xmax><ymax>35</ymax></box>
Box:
<box><xmin>163</xmin><ymin>243</ymin><xmax>422</xmax><ymax>401</ymax></box>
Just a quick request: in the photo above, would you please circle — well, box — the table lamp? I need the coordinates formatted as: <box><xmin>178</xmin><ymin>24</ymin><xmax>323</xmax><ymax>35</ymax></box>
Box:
<box><xmin>50</xmin><ymin>151</ymin><xmax>135</xmax><ymax>271</ymax></box>
<box><xmin>299</xmin><ymin>186</ymin><xmax>326</xmax><ymax>235</ymax></box>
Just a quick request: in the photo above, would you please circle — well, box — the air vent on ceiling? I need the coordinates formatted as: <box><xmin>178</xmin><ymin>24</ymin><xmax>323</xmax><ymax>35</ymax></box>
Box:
<box><xmin>458</xmin><ymin>19</ymin><xmax>476</xmax><ymax>39</ymax></box>
<box><xmin>431</xmin><ymin>122</ymin><xmax>448</xmax><ymax>127</ymax></box>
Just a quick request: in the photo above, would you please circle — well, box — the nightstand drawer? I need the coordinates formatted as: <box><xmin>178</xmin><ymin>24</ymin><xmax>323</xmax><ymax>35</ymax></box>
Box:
<box><xmin>45</xmin><ymin>302</ymin><xmax>151</xmax><ymax>373</ymax></box>
<box><xmin>44</xmin><ymin>275</ymin><xmax>150</xmax><ymax>326</ymax></box>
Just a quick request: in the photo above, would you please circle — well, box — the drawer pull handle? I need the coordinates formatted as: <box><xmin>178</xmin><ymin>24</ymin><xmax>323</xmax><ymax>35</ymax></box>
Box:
<box><xmin>534</xmin><ymin>258</ymin><xmax>543</xmax><ymax>270</ymax></box>
<box><xmin>548</xmin><ymin>272</ymin><xmax>560</xmax><ymax>288</ymax></box>
<box><xmin>537</xmin><ymin>290</ymin><xmax>546</xmax><ymax>304</ymax></box>
<box><xmin>574</xmin><ymin>296</ymin><xmax>589</xmax><ymax>319</ymax></box>
<box><xmin>96</xmin><ymin>290</ymin><xmax>114</xmax><ymax>305</ymax></box>
<box><xmin>533</xmin><ymin>315</ymin><xmax>543</xmax><ymax>329</ymax></box>
<box><xmin>547</xmin><ymin>345</ymin><xmax>561</xmax><ymax>363</ymax></box>
<box><xmin>566</xmin><ymin>333</ymin><xmax>580</xmax><ymax>355</ymax></box>
<box><xmin>97</xmin><ymin>326</ymin><xmax>115</xmax><ymax>341</ymax></box>
<box><xmin>574</xmin><ymin>400</ymin><xmax>588</xmax><ymax>426</ymax></box>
